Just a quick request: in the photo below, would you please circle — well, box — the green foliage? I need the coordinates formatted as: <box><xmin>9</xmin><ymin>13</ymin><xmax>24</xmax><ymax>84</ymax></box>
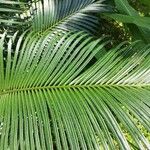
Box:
<box><xmin>0</xmin><ymin>0</ymin><xmax>150</xmax><ymax>149</ymax></box>
<box><xmin>0</xmin><ymin>1</ymin><xmax>30</xmax><ymax>34</ymax></box>
<box><xmin>130</xmin><ymin>0</ymin><xmax>150</xmax><ymax>15</ymax></box>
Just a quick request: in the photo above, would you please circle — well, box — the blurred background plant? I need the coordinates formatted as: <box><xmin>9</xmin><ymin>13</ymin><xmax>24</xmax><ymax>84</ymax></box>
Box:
<box><xmin>100</xmin><ymin>0</ymin><xmax>150</xmax><ymax>46</ymax></box>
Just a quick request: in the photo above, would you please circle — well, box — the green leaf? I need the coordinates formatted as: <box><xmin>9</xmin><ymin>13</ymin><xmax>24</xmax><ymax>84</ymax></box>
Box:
<box><xmin>114</xmin><ymin>0</ymin><xmax>150</xmax><ymax>43</ymax></box>
<box><xmin>0</xmin><ymin>31</ymin><xmax>150</xmax><ymax>149</ymax></box>
<box><xmin>31</xmin><ymin>0</ymin><xmax>109</xmax><ymax>33</ymax></box>
<box><xmin>105</xmin><ymin>13</ymin><xmax>150</xmax><ymax>29</ymax></box>
<box><xmin>114</xmin><ymin>0</ymin><xmax>138</xmax><ymax>15</ymax></box>
<box><xmin>138</xmin><ymin>0</ymin><xmax>150</xmax><ymax>9</ymax></box>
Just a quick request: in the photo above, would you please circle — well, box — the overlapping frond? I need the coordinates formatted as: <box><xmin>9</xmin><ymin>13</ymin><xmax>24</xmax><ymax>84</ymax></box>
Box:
<box><xmin>0</xmin><ymin>31</ymin><xmax>150</xmax><ymax>149</ymax></box>
<box><xmin>31</xmin><ymin>0</ymin><xmax>109</xmax><ymax>33</ymax></box>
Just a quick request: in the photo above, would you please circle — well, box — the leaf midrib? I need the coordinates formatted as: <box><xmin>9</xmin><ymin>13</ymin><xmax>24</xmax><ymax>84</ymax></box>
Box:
<box><xmin>0</xmin><ymin>84</ymin><xmax>149</xmax><ymax>96</ymax></box>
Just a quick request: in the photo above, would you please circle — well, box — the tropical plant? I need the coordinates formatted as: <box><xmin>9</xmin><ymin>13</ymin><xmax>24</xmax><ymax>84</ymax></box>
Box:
<box><xmin>0</xmin><ymin>0</ymin><xmax>150</xmax><ymax>149</ymax></box>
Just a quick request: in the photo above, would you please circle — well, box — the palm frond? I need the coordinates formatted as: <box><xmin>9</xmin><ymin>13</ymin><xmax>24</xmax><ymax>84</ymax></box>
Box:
<box><xmin>31</xmin><ymin>0</ymin><xmax>109</xmax><ymax>33</ymax></box>
<box><xmin>0</xmin><ymin>31</ymin><xmax>150</xmax><ymax>149</ymax></box>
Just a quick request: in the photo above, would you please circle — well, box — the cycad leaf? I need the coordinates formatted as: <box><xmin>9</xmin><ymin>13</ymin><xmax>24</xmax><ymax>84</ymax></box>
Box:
<box><xmin>0</xmin><ymin>32</ymin><xmax>150</xmax><ymax>149</ymax></box>
<box><xmin>31</xmin><ymin>0</ymin><xmax>109</xmax><ymax>33</ymax></box>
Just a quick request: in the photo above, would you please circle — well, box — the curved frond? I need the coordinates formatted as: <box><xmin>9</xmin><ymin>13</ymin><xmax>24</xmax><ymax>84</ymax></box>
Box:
<box><xmin>0</xmin><ymin>31</ymin><xmax>150</xmax><ymax>149</ymax></box>
<box><xmin>31</xmin><ymin>0</ymin><xmax>109</xmax><ymax>33</ymax></box>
